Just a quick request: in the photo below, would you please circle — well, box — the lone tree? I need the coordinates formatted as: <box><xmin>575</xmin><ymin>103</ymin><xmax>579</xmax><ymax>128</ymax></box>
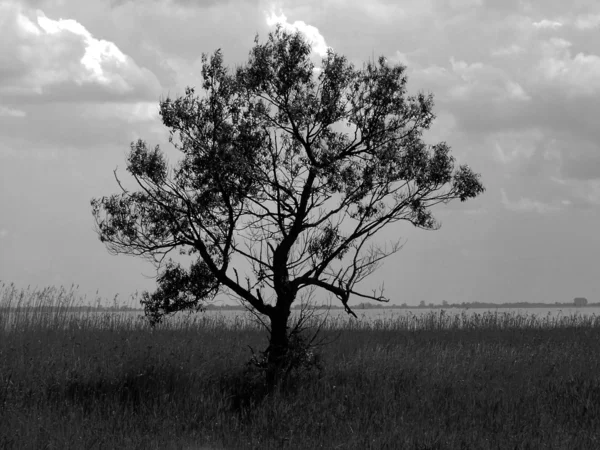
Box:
<box><xmin>91</xmin><ymin>27</ymin><xmax>484</xmax><ymax>380</ymax></box>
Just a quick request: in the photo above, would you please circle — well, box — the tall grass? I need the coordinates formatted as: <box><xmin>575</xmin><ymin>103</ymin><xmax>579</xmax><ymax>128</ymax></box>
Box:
<box><xmin>2</xmin><ymin>283</ymin><xmax>600</xmax><ymax>449</ymax></box>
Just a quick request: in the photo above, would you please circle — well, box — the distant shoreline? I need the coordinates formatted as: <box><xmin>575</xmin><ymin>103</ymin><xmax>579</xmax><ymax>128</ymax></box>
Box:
<box><xmin>3</xmin><ymin>302</ymin><xmax>597</xmax><ymax>312</ymax></box>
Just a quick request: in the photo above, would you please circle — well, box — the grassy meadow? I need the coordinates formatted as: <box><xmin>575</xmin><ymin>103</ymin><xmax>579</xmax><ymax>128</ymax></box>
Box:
<box><xmin>2</xmin><ymin>283</ymin><xmax>600</xmax><ymax>449</ymax></box>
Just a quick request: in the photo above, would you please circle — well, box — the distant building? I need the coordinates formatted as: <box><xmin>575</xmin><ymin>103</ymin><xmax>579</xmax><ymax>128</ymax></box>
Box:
<box><xmin>574</xmin><ymin>297</ymin><xmax>588</xmax><ymax>307</ymax></box>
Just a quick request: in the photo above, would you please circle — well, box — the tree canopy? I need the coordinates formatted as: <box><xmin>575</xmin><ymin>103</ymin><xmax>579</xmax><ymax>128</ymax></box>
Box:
<box><xmin>91</xmin><ymin>27</ymin><xmax>484</xmax><ymax>375</ymax></box>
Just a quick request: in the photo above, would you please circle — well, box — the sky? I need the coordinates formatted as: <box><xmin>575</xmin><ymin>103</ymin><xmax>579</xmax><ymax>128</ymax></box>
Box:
<box><xmin>1</xmin><ymin>0</ymin><xmax>599</xmax><ymax>307</ymax></box>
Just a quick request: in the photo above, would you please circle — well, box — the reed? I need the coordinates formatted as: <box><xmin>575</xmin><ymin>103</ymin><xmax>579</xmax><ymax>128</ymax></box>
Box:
<box><xmin>2</xmin><ymin>283</ymin><xmax>600</xmax><ymax>449</ymax></box>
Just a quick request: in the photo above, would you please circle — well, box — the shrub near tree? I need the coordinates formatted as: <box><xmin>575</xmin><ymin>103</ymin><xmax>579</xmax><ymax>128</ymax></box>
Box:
<box><xmin>91</xmin><ymin>27</ymin><xmax>485</xmax><ymax>384</ymax></box>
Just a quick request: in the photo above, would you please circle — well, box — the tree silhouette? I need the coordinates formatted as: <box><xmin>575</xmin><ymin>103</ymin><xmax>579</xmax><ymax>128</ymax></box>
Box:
<box><xmin>91</xmin><ymin>27</ymin><xmax>484</xmax><ymax>383</ymax></box>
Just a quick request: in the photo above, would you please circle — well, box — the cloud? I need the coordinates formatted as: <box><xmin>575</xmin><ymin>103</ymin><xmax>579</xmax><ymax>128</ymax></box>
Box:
<box><xmin>264</xmin><ymin>7</ymin><xmax>331</xmax><ymax>58</ymax></box>
<box><xmin>36</xmin><ymin>13</ymin><xmax>127</xmax><ymax>85</ymax></box>
<box><xmin>463</xmin><ymin>207</ymin><xmax>487</xmax><ymax>215</ymax></box>
<box><xmin>0</xmin><ymin>106</ymin><xmax>26</xmax><ymax>118</ymax></box>
<box><xmin>532</xmin><ymin>19</ymin><xmax>563</xmax><ymax>29</ymax></box>
<box><xmin>355</xmin><ymin>0</ymin><xmax>600</xmax><ymax>222</ymax></box>
<box><xmin>0</xmin><ymin>229</ymin><xmax>8</xmax><ymax>239</ymax></box>
<box><xmin>1</xmin><ymin>0</ymin><xmax>599</xmax><ymax>305</ymax></box>
<box><xmin>575</xmin><ymin>13</ymin><xmax>600</xmax><ymax>29</ymax></box>
<box><xmin>567</xmin><ymin>180</ymin><xmax>600</xmax><ymax>206</ymax></box>
<box><xmin>548</xmin><ymin>178</ymin><xmax>600</xmax><ymax>207</ymax></box>
<box><xmin>494</xmin><ymin>132</ymin><xmax>600</xmax><ymax>211</ymax></box>
<box><xmin>505</xmin><ymin>80</ymin><xmax>530</xmax><ymax>101</ymax></box>
<box><xmin>491</xmin><ymin>44</ymin><xmax>525</xmax><ymax>57</ymax></box>
<box><xmin>536</xmin><ymin>38</ymin><xmax>600</xmax><ymax>96</ymax></box>
<box><xmin>558</xmin><ymin>140</ymin><xmax>600</xmax><ymax>181</ymax></box>
<box><xmin>0</xmin><ymin>101</ymin><xmax>165</xmax><ymax>154</ymax></box>
<box><xmin>448</xmin><ymin>0</ymin><xmax>483</xmax><ymax>9</ymax></box>
<box><xmin>360</xmin><ymin>0</ymin><xmax>405</xmax><ymax>22</ymax></box>
<box><xmin>0</xmin><ymin>4</ymin><xmax>161</xmax><ymax>104</ymax></box>
<box><xmin>492</xmin><ymin>130</ymin><xmax>542</xmax><ymax>165</ymax></box>
<box><xmin>500</xmin><ymin>189</ymin><xmax>560</xmax><ymax>213</ymax></box>
<box><xmin>0</xmin><ymin>2</ymin><xmax>168</xmax><ymax>154</ymax></box>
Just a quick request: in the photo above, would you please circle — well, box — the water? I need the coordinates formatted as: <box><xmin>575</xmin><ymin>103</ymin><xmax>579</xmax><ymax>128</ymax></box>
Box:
<box><xmin>96</xmin><ymin>306</ymin><xmax>600</xmax><ymax>326</ymax></box>
<box><xmin>3</xmin><ymin>306</ymin><xmax>599</xmax><ymax>330</ymax></box>
<box><xmin>199</xmin><ymin>306</ymin><xmax>600</xmax><ymax>322</ymax></box>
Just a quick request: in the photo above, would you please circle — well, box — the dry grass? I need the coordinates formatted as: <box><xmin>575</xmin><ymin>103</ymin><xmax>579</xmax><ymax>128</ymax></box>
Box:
<box><xmin>2</xmin><ymin>282</ymin><xmax>600</xmax><ymax>449</ymax></box>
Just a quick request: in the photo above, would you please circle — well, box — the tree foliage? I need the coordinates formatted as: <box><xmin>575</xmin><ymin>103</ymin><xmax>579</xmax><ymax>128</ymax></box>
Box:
<box><xmin>91</xmin><ymin>27</ymin><xmax>484</xmax><ymax>374</ymax></box>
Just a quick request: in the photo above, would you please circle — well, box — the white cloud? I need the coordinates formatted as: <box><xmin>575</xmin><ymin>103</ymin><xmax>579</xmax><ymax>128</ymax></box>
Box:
<box><xmin>15</xmin><ymin>7</ymin><xmax>40</xmax><ymax>36</ymax></box>
<box><xmin>505</xmin><ymin>81</ymin><xmax>530</xmax><ymax>101</ymax></box>
<box><xmin>544</xmin><ymin>37</ymin><xmax>572</xmax><ymax>51</ymax></box>
<box><xmin>265</xmin><ymin>8</ymin><xmax>331</xmax><ymax>58</ymax></box>
<box><xmin>538</xmin><ymin>49</ymin><xmax>600</xmax><ymax>96</ymax></box>
<box><xmin>37</xmin><ymin>12</ymin><xmax>127</xmax><ymax>86</ymax></box>
<box><xmin>0</xmin><ymin>229</ymin><xmax>8</xmax><ymax>239</ymax></box>
<box><xmin>450</xmin><ymin>57</ymin><xmax>485</xmax><ymax>81</ymax></box>
<box><xmin>0</xmin><ymin>5</ymin><xmax>161</xmax><ymax>102</ymax></box>
<box><xmin>532</xmin><ymin>19</ymin><xmax>563</xmax><ymax>30</ymax></box>
<box><xmin>446</xmin><ymin>58</ymin><xmax>527</xmax><ymax>105</ymax></box>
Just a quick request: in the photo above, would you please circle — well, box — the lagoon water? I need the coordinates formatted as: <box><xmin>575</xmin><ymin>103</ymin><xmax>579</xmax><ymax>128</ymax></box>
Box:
<box><xmin>92</xmin><ymin>306</ymin><xmax>600</xmax><ymax>325</ymax></box>
<box><xmin>4</xmin><ymin>306</ymin><xmax>599</xmax><ymax>330</ymax></box>
<box><xmin>177</xmin><ymin>306</ymin><xmax>600</xmax><ymax>320</ymax></box>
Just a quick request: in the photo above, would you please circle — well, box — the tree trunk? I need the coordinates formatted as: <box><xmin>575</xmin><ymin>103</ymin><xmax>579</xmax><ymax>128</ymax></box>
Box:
<box><xmin>266</xmin><ymin>306</ymin><xmax>291</xmax><ymax>386</ymax></box>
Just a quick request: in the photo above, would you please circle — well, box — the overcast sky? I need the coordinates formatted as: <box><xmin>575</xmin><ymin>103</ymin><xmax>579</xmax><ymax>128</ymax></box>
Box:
<box><xmin>1</xmin><ymin>0</ymin><xmax>599</xmax><ymax>307</ymax></box>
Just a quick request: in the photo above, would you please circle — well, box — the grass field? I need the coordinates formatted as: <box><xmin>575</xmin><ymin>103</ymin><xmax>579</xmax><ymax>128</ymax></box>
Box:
<box><xmin>2</xmin><ymin>283</ymin><xmax>600</xmax><ymax>449</ymax></box>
